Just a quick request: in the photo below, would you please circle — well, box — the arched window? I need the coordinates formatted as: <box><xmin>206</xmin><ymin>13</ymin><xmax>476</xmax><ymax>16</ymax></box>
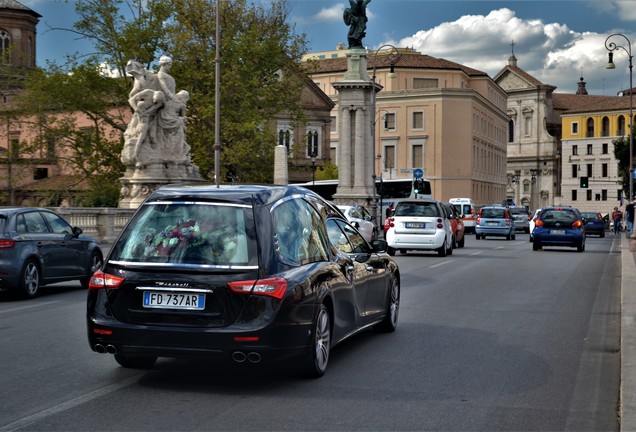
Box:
<box><xmin>602</xmin><ymin>116</ymin><xmax>610</xmax><ymax>137</ymax></box>
<box><xmin>0</xmin><ymin>28</ymin><xmax>10</xmax><ymax>63</ymax></box>
<box><xmin>306</xmin><ymin>130</ymin><xmax>319</xmax><ymax>157</ymax></box>
<box><xmin>618</xmin><ymin>115</ymin><xmax>626</xmax><ymax>136</ymax></box>
<box><xmin>586</xmin><ymin>117</ymin><xmax>594</xmax><ymax>138</ymax></box>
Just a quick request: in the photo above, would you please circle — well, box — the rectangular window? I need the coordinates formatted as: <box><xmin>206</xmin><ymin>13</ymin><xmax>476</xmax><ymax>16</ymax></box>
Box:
<box><xmin>413</xmin><ymin>78</ymin><xmax>438</xmax><ymax>89</ymax></box>
<box><xmin>602</xmin><ymin>143</ymin><xmax>609</xmax><ymax>154</ymax></box>
<box><xmin>384</xmin><ymin>113</ymin><xmax>396</xmax><ymax>131</ymax></box>
<box><xmin>412</xmin><ymin>145</ymin><xmax>423</xmax><ymax>168</ymax></box>
<box><xmin>572</xmin><ymin>190</ymin><xmax>577</xmax><ymax>201</ymax></box>
<box><xmin>587</xmin><ymin>164</ymin><xmax>593</xmax><ymax>177</ymax></box>
<box><xmin>587</xmin><ymin>190</ymin><xmax>592</xmax><ymax>201</ymax></box>
<box><xmin>602</xmin><ymin>163</ymin><xmax>608</xmax><ymax>177</ymax></box>
<box><xmin>412</xmin><ymin>112</ymin><xmax>424</xmax><ymax>129</ymax></box>
<box><xmin>602</xmin><ymin>189</ymin><xmax>608</xmax><ymax>201</ymax></box>
<box><xmin>33</xmin><ymin>168</ymin><xmax>48</xmax><ymax>180</ymax></box>
<box><xmin>572</xmin><ymin>123</ymin><xmax>579</xmax><ymax>134</ymax></box>
<box><xmin>330</xmin><ymin>116</ymin><xmax>337</xmax><ymax>133</ymax></box>
<box><xmin>587</xmin><ymin>144</ymin><xmax>593</xmax><ymax>155</ymax></box>
<box><xmin>383</xmin><ymin>145</ymin><xmax>395</xmax><ymax>171</ymax></box>
<box><xmin>571</xmin><ymin>164</ymin><xmax>578</xmax><ymax>178</ymax></box>
<box><xmin>572</xmin><ymin>145</ymin><xmax>578</xmax><ymax>155</ymax></box>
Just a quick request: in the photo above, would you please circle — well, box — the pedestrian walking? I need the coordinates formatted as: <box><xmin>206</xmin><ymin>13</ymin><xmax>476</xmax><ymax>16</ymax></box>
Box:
<box><xmin>626</xmin><ymin>200</ymin><xmax>635</xmax><ymax>236</ymax></box>
<box><xmin>612</xmin><ymin>206</ymin><xmax>623</xmax><ymax>234</ymax></box>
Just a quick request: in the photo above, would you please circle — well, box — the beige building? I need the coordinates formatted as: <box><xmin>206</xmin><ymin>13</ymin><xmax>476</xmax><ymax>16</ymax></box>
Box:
<box><xmin>305</xmin><ymin>47</ymin><xmax>509</xmax><ymax>207</ymax></box>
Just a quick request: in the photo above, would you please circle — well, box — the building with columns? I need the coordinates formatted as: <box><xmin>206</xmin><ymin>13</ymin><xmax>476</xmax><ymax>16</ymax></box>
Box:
<box><xmin>305</xmin><ymin>47</ymin><xmax>509</xmax><ymax>207</ymax></box>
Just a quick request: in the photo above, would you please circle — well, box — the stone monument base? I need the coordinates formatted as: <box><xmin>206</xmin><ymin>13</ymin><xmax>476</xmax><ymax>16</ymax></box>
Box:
<box><xmin>118</xmin><ymin>163</ymin><xmax>203</xmax><ymax>209</ymax></box>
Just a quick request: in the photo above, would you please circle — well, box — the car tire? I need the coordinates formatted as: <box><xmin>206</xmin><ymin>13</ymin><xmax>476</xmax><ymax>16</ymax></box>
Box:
<box><xmin>114</xmin><ymin>353</ymin><xmax>157</xmax><ymax>369</ymax></box>
<box><xmin>20</xmin><ymin>259</ymin><xmax>40</xmax><ymax>299</ymax></box>
<box><xmin>512</xmin><ymin>232</ymin><xmax>516</xmax><ymax>240</ymax></box>
<box><xmin>80</xmin><ymin>251</ymin><xmax>103</xmax><ymax>289</ymax></box>
<box><xmin>533</xmin><ymin>241</ymin><xmax>541</xmax><ymax>251</ymax></box>
<box><xmin>457</xmin><ymin>235</ymin><xmax>465</xmax><ymax>248</ymax></box>
<box><xmin>475</xmin><ymin>233</ymin><xmax>481</xmax><ymax>240</ymax></box>
<box><xmin>387</xmin><ymin>247</ymin><xmax>396</xmax><ymax>256</ymax></box>
<box><xmin>577</xmin><ymin>242</ymin><xmax>585</xmax><ymax>252</ymax></box>
<box><xmin>437</xmin><ymin>239</ymin><xmax>448</xmax><ymax>257</ymax></box>
<box><xmin>600</xmin><ymin>231</ymin><xmax>605</xmax><ymax>238</ymax></box>
<box><xmin>374</xmin><ymin>275</ymin><xmax>399</xmax><ymax>333</ymax></box>
<box><xmin>400</xmin><ymin>249</ymin><xmax>408</xmax><ymax>255</ymax></box>
<box><xmin>302</xmin><ymin>304</ymin><xmax>331</xmax><ymax>378</ymax></box>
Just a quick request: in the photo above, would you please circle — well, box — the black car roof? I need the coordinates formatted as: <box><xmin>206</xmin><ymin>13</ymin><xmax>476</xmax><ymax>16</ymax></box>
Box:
<box><xmin>145</xmin><ymin>184</ymin><xmax>342</xmax><ymax>214</ymax></box>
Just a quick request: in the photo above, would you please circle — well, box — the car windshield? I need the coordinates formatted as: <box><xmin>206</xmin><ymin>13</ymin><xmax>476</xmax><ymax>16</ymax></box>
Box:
<box><xmin>110</xmin><ymin>202</ymin><xmax>258</xmax><ymax>266</ymax></box>
<box><xmin>481</xmin><ymin>208</ymin><xmax>506</xmax><ymax>218</ymax></box>
<box><xmin>510</xmin><ymin>208</ymin><xmax>528</xmax><ymax>215</ymax></box>
<box><xmin>394</xmin><ymin>202</ymin><xmax>440</xmax><ymax>217</ymax></box>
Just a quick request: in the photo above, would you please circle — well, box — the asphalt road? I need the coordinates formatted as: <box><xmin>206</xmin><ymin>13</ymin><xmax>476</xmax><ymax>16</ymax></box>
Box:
<box><xmin>0</xmin><ymin>232</ymin><xmax>621</xmax><ymax>431</ymax></box>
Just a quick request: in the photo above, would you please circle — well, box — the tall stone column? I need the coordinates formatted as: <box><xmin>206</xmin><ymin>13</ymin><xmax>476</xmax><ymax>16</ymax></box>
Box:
<box><xmin>332</xmin><ymin>48</ymin><xmax>380</xmax><ymax>206</ymax></box>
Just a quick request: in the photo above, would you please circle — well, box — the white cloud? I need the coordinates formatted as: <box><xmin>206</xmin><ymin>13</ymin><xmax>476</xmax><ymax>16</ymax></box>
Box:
<box><xmin>314</xmin><ymin>4</ymin><xmax>343</xmax><ymax>22</ymax></box>
<box><xmin>379</xmin><ymin>8</ymin><xmax>635</xmax><ymax>94</ymax></box>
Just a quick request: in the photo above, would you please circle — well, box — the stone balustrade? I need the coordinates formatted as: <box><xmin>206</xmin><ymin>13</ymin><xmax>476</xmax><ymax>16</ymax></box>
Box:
<box><xmin>48</xmin><ymin>207</ymin><xmax>137</xmax><ymax>245</ymax></box>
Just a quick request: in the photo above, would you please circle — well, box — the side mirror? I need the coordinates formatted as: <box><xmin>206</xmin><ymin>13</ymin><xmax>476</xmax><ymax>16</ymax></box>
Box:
<box><xmin>371</xmin><ymin>239</ymin><xmax>388</xmax><ymax>253</ymax></box>
<box><xmin>353</xmin><ymin>221</ymin><xmax>360</xmax><ymax>229</ymax></box>
<box><xmin>72</xmin><ymin>226</ymin><xmax>83</xmax><ymax>237</ymax></box>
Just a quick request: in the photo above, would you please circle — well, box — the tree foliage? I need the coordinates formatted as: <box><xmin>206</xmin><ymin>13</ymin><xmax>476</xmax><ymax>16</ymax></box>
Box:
<box><xmin>15</xmin><ymin>0</ymin><xmax>309</xmax><ymax>198</ymax></box>
<box><xmin>613</xmin><ymin>132</ymin><xmax>635</xmax><ymax>198</ymax></box>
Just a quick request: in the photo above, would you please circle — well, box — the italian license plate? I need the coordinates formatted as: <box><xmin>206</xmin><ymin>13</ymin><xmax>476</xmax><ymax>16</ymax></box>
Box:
<box><xmin>143</xmin><ymin>291</ymin><xmax>205</xmax><ymax>310</ymax></box>
<box><xmin>550</xmin><ymin>229</ymin><xmax>565</xmax><ymax>235</ymax></box>
<box><xmin>405</xmin><ymin>222</ymin><xmax>425</xmax><ymax>228</ymax></box>
<box><xmin>487</xmin><ymin>221</ymin><xmax>499</xmax><ymax>225</ymax></box>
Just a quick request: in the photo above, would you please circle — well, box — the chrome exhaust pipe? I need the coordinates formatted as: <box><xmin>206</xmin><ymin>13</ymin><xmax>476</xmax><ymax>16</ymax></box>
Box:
<box><xmin>106</xmin><ymin>344</ymin><xmax>118</xmax><ymax>354</ymax></box>
<box><xmin>94</xmin><ymin>344</ymin><xmax>106</xmax><ymax>353</ymax></box>
<box><xmin>247</xmin><ymin>352</ymin><xmax>261</xmax><ymax>363</ymax></box>
<box><xmin>232</xmin><ymin>351</ymin><xmax>247</xmax><ymax>363</ymax></box>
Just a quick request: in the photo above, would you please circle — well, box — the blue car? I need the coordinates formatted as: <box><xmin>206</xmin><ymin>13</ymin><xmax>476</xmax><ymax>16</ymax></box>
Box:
<box><xmin>580</xmin><ymin>211</ymin><xmax>606</xmax><ymax>238</ymax></box>
<box><xmin>532</xmin><ymin>207</ymin><xmax>585</xmax><ymax>252</ymax></box>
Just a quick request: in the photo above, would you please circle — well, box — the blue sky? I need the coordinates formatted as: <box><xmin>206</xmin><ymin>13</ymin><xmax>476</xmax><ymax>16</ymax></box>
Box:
<box><xmin>20</xmin><ymin>0</ymin><xmax>636</xmax><ymax>95</ymax></box>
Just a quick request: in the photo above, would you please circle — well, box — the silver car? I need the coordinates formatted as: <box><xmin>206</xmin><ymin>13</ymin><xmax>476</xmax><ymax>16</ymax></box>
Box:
<box><xmin>475</xmin><ymin>205</ymin><xmax>516</xmax><ymax>240</ymax></box>
<box><xmin>509</xmin><ymin>207</ymin><xmax>530</xmax><ymax>233</ymax></box>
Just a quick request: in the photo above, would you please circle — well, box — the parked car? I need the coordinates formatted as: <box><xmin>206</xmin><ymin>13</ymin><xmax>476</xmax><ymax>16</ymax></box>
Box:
<box><xmin>384</xmin><ymin>199</ymin><xmax>454</xmax><ymax>256</ymax></box>
<box><xmin>87</xmin><ymin>184</ymin><xmax>400</xmax><ymax>378</ymax></box>
<box><xmin>532</xmin><ymin>206</ymin><xmax>585</xmax><ymax>252</ymax></box>
<box><xmin>509</xmin><ymin>206</ymin><xmax>531</xmax><ymax>232</ymax></box>
<box><xmin>442</xmin><ymin>202</ymin><xmax>465</xmax><ymax>248</ymax></box>
<box><xmin>449</xmin><ymin>198</ymin><xmax>476</xmax><ymax>233</ymax></box>
<box><xmin>337</xmin><ymin>204</ymin><xmax>377</xmax><ymax>242</ymax></box>
<box><xmin>475</xmin><ymin>205</ymin><xmax>516</xmax><ymax>240</ymax></box>
<box><xmin>580</xmin><ymin>211</ymin><xmax>606</xmax><ymax>238</ymax></box>
<box><xmin>529</xmin><ymin>208</ymin><xmax>542</xmax><ymax>242</ymax></box>
<box><xmin>0</xmin><ymin>208</ymin><xmax>103</xmax><ymax>298</ymax></box>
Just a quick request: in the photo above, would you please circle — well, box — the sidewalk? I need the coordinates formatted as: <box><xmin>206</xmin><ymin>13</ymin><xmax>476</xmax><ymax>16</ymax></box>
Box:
<box><xmin>621</xmin><ymin>233</ymin><xmax>636</xmax><ymax>431</ymax></box>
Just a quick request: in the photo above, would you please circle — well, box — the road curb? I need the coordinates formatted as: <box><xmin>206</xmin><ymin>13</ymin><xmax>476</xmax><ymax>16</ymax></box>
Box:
<box><xmin>621</xmin><ymin>234</ymin><xmax>636</xmax><ymax>431</ymax></box>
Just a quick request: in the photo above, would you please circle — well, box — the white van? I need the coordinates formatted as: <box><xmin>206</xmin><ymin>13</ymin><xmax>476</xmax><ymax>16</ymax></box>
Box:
<box><xmin>449</xmin><ymin>198</ymin><xmax>476</xmax><ymax>232</ymax></box>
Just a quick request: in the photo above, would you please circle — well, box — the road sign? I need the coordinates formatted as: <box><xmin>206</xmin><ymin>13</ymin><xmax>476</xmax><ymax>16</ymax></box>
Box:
<box><xmin>413</xmin><ymin>168</ymin><xmax>424</xmax><ymax>179</ymax></box>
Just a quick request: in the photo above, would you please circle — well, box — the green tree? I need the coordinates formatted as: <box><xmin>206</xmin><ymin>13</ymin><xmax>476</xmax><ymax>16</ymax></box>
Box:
<box><xmin>613</xmin><ymin>133</ymin><xmax>635</xmax><ymax>198</ymax></box>
<box><xmin>17</xmin><ymin>0</ymin><xmax>309</xmax><ymax>194</ymax></box>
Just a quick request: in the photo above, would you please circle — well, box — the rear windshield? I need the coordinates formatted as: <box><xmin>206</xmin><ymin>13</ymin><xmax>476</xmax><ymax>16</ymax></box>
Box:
<box><xmin>453</xmin><ymin>204</ymin><xmax>472</xmax><ymax>215</ymax></box>
<box><xmin>480</xmin><ymin>208</ymin><xmax>506</xmax><ymax>218</ymax></box>
<box><xmin>110</xmin><ymin>202</ymin><xmax>258</xmax><ymax>267</ymax></box>
<box><xmin>510</xmin><ymin>208</ymin><xmax>528</xmax><ymax>215</ymax></box>
<box><xmin>541</xmin><ymin>209</ymin><xmax>578</xmax><ymax>224</ymax></box>
<box><xmin>394</xmin><ymin>202</ymin><xmax>440</xmax><ymax>217</ymax></box>
<box><xmin>581</xmin><ymin>212</ymin><xmax>600</xmax><ymax>220</ymax></box>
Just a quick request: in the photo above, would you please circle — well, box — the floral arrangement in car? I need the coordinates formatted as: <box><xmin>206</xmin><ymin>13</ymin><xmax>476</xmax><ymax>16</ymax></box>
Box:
<box><xmin>142</xmin><ymin>218</ymin><xmax>239</xmax><ymax>260</ymax></box>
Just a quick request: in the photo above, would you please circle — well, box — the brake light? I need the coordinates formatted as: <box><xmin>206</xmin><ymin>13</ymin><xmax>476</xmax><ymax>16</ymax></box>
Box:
<box><xmin>535</xmin><ymin>219</ymin><xmax>544</xmax><ymax>227</ymax></box>
<box><xmin>387</xmin><ymin>217</ymin><xmax>395</xmax><ymax>228</ymax></box>
<box><xmin>228</xmin><ymin>277</ymin><xmax>287</xmax><ymax>299</ymax></box>
<box><xmin>0</xmin><ymin>239</ymin><xmax>15</xmax><ymax>249</ymax></box>
<box><xmin>572</xmin><ymin>220</ymin><xmax>583</xmax><ymax>228</ymax></box>
<box><xmin>437</xmin><ymin>218</ymin><xmax>443</xmax><ymax>229</ymax></box>
<box><xmin>88</xmin><ymin>270</ymin><xmax>125</xmax><ymax>290</ymax></box>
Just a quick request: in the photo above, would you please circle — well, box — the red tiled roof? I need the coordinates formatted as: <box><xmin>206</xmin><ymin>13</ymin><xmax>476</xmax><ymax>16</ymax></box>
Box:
<box><xmin>304</xmin><ymin>52</ymin><xmax>488</xmax><ymax>77</ymax></box>
<box><xmin>552</xmin><ymin>93</ymin><xmax>630</xmax><ymax>113</ymax></box>
<box><xmin>18</xmin><ymin>175</ymin><xmax>90</xmax><ymax>191</ymax></box>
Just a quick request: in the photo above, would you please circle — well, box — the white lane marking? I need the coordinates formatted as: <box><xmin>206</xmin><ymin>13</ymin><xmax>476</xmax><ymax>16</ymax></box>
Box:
<box><xmin>0</xmin><ymin>301</ymin><xmax>60</xmax><ymax>315</ymax></box>
<box><xmin>0</xmin><ymin>375</ymin><xmax>144</xmax><ymax>432</ymax></box>
<box><xmin>470</xmin><ymin>251</ymin><xmax>482</xmax><ymax>255</ymax></box>
<box><xmin>430</xmin><ymin>260</ymin><xmax>453</xmax><ymax>269</ymax></box>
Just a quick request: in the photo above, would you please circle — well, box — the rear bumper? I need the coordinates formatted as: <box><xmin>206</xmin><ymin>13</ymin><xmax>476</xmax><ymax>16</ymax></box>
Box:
<box><xmin>475</xmin><ymin>226</ymin><xmax>513</xmax><ymax>236</ymax></box>
<box><xmin>87</xmin><ymin>317</ymin><xmax>313</xmax><ymax>363</ymax></box>
<box><xmin>386</xmin><ymin>231</ymin><xmax>445</xmax><ymax>250</ymax></box>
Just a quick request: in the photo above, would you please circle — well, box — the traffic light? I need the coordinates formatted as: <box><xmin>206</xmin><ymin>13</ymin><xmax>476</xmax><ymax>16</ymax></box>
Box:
<box><xmin>580</xmin><ymin>176</ymin><xmax>589</xmax><ymax>188</ymax></box>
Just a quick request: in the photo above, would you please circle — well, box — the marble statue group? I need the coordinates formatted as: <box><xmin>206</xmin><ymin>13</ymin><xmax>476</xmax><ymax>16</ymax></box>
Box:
<box><xmin>121</xmin><ymin>56</ymin><xmax>193</xmax><ymax>168</ymax></box>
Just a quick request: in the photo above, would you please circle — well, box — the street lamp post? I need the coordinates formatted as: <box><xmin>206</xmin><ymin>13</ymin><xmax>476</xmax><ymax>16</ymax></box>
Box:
<box><xmin>371</xmin><ymin>45</ymin><xmax>401</xmax><ymax>233</ymax></box>
<box><xmin>606</xmin><ymin>33</ymin><xmax>634</xmax><ymax>201</ymax></box>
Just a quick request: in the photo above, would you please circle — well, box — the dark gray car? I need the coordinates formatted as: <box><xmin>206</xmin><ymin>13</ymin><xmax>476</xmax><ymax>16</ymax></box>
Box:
<box><xmin>0</xmin><ymin>208</ymin><xmax>103</xmax><ymax>298</ymax></box>
<box><xmin>510</xmin><ymin>207</ymin><xmax>530</xmax><ymax>233</ymax></box>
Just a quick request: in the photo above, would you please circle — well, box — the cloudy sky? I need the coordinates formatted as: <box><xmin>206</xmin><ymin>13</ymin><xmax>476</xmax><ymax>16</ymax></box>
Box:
<box><xmin>21</xmin><ymin>0</ymin><xmax>636</xmax><ymax>96</ymax></box>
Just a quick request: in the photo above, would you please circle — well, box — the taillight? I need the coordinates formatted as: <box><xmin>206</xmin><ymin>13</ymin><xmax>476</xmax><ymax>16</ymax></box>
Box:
<box><xmin>0</xmin><ymin>239</ymin><xmax>15</xmax><ymax>249</ymax></box>
<box><xmin>477</xmin><ymin>216</ymin><xmax>481</xmax><ymax>225</ymax></box>
<box><xmin>535</xmin><ymin>219</ymin><xmax>544</xmax><ymax>227</ymax></box>
<box><xmin>437</xmin><ymin>218</ymin><xmax>443</xmax><ymax>229</ymax></box>
<box><xmin>228</xmin><ymin>277</ymin><xmax>287</xmax><ymax>300</ymax></box>
<box><xmin>387</xmin><ymin>217</ymin><xmax>395</xmax><ymax>228</ymax></box>
<box><xmin>88</xmin><ymin>270</ymin><xmax>125</xmax><ymax>290</ymax></box>
<box><xmin>572</xmin><ymin>220</ymin><xmax>583</xmax><ymax>228</ymax></box>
